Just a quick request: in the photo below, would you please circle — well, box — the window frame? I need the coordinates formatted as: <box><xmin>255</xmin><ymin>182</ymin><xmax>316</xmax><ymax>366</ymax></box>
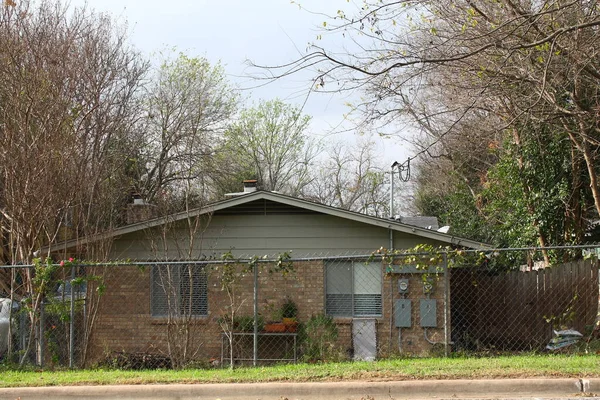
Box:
<box><xmin>150</xmin><ymin>263</ymin><xmax>208</xmax><ymax>318</ymax></box>
<box><xmin>325</xmin><ymin>260</ymin><xmax>383</xmax><ymax>318</ymax></box>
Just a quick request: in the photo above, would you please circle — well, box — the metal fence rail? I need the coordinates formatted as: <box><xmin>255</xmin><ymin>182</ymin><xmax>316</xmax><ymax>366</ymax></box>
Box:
<box><xmin>0</xmin><ymin>247</ymin><xmax>598</xmax><ymax>369</ymax></box>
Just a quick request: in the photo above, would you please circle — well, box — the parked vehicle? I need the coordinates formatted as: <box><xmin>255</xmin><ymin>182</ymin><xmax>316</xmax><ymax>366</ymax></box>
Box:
<box><xmin>0</xmin><ymin>298</ymin><xmax>18</xmax><ymax>357</ymax></box>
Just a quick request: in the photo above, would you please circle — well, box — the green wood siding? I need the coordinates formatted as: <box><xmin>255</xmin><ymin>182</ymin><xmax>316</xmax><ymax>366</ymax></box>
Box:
<box><xmin>108</xmin><ymin>213</ymin><xmax>443</xmax><ymax>260</ymax></box>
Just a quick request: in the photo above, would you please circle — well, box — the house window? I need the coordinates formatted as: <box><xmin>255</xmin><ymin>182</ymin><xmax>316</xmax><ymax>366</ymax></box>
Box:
<box><xmin>325</xmin><ymin>261</ymin><xmax>382</xmax><ymax>317</ymax></box>
<box><xmin>151</xmin><ymin>264</ymin><xmax>208</xmax><ymax>317</ymax></box>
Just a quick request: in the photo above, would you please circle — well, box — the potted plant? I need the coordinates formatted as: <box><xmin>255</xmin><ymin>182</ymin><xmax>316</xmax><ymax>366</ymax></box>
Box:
<box><xmin>262</xmin><ymin>300</ymin><xmax>285</xmax><ymax>332</ymax></box>
<box><xmin>233</xmin><ymin>315</ymin><xmax>264</xmax><ymax>332</ymax></box>
<box><xmin>281</xmin><ymin>298</ymin><xmax>298</xmax><ymax>332</ymax></box>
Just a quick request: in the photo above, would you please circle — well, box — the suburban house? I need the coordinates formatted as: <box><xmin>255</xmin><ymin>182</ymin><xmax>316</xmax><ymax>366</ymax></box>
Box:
<box><xmin>49</xmin><ymin>189</ymin><xmax>488</xmax><ymax>366</ymax></box>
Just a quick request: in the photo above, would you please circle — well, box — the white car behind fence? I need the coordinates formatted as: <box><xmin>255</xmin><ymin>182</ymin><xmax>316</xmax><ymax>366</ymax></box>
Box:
<box><xmin>0</xmin><ymin>298</ymin><xmax>18</xmax><ymax>358</ymax></box>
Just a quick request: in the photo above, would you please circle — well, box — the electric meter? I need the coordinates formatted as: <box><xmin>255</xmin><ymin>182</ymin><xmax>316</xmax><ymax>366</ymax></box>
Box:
<box><xmin>398</xmin><ymin>279</ymin><xmax>409</xmax><ymax>294</ymax></box>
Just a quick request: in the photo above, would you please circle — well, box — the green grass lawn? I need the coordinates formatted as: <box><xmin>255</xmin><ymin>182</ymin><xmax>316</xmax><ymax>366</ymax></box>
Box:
<box><xmin>1</xmin><ymin>354</ymin><xmax>599</xmax><ymax>388</ymax></box>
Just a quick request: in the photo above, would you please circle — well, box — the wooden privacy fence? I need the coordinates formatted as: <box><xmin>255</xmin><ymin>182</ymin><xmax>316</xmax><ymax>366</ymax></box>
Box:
<box><xmin>450</xmin><ymin>260</ymin><xmax>599</xmax><ymax>351</ymax></box>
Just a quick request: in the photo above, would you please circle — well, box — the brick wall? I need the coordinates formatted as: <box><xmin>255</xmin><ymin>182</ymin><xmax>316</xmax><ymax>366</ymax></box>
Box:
<box><xmin>327</xmin><ymin>271</ymin><xmax>447</xmax><ymax>358</ymax></box>
<box><xmin>87</xmin><ymin>261</ymin><xmax>325</xmax><ymax>365</ymax></box>
<box><xmin>87</xmin><ymin>261</ymin><xmax>447</xmax><ymax>365</ymax></box>
<box><xmin>378</xmin><ymin>272</ymin><xmax>448</xmax><ymax>356</ymax></box>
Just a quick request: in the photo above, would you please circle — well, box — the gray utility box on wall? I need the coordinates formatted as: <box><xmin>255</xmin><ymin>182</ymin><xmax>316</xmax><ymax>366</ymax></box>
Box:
<box><xmin>394</xmin><ymin>299</ymin><xmax>412</xmax><ymax>328</ymax></box>
<box><xmin>420</xmin><ymin>299</ymin><xmax>437</xmax><ymax>327</ymax></box>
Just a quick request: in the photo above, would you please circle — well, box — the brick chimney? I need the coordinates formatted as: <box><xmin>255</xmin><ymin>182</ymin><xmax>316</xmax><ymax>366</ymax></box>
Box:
<box><xmin>126</xmin><ymin>194</ymin><xmax>158</xmax><ymax>224</ymax></box>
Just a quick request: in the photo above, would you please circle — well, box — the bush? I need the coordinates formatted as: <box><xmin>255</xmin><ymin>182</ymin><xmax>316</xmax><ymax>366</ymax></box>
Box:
<box><xmin>300</xmin><ymin>314</ymin><xmax>340</xmax><ymax>362</ymax></box>
<box><xmin>100</xmin><ymin>351</ymin><xmax>172</xmax><ymax>370</ymax></box>
<box><xmin>233</xmin><ymin>315</ymin><xmax>264</xmax><ymax>332</ymax></box>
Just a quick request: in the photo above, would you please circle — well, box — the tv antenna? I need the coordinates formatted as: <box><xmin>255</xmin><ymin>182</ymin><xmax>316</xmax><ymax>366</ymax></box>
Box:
<box><xmin>390</xmin><ymin>158</ymin><xmax>411</xmax><ymax>218</ymax></box>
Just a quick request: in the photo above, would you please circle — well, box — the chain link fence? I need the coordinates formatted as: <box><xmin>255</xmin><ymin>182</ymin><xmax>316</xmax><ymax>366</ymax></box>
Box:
<box><xmin>0</xmin><ymin>247</ymin><xmax>599</xmax><ymax>369</ymax></box>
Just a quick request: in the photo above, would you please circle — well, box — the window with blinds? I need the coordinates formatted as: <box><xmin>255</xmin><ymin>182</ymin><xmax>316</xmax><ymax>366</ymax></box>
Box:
<box><xmin>151</xmin><ymin>264</ymin><xmax>208</xmax><ymax>317</ymax></box>
<box><xmin>325</xmin><ymin>261</ymin><xmax>382</xmax><ymax>317</ymax></box>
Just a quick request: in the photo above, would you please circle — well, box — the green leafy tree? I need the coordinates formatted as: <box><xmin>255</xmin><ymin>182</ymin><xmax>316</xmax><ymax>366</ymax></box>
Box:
<box><xmin>415</xmin><ymin>121</ymin><xmax>591</xmax><ymax>263</ymax></box>
<box><xmin>415</xmin><ymin>174</ymin><xmax>497</xmax><ymax>245</ymax></box>
<box><xmin>215</xmin><ymin>99</ymin><xmax>317</xmax><ymax>196</ymax></box>
<box><xmin>138</xmin><ymin>52</ymin><xmax>237</xmax><ymax>206</ymax></box>
<box><xmin>482</xmin><ymin>124</ymin><xmax>589</xmax><ymax>262</ymax></box>
<box><xmin>259</xmin><ymin>1</ymin><xmax>600</xmax><ymax>255</ymax></box>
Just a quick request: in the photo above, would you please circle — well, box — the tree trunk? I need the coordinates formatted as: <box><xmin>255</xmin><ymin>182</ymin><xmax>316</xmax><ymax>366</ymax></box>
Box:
<box><xmin>564</xmin><ymin>123</ymin><xmax>600</xmax><ymax>219</ymax></box>
<box><xmin>513</xmin><ymin>129</ymin><xmax>551</xmax><ymax>266</ymax></box>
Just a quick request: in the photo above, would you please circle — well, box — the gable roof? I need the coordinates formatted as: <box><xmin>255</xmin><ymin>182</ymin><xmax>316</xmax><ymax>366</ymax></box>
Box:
<box><xmin>51</xmin><ymin>191</ymin><xmax>490</xmax><ymax>252</ymax></box>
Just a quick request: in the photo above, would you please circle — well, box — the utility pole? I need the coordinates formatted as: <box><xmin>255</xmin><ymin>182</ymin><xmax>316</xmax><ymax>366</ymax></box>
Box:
<box><xmin>390</xmin><ymin>161</ymin><xmax>400</xmax><ymax>219</ymax></box>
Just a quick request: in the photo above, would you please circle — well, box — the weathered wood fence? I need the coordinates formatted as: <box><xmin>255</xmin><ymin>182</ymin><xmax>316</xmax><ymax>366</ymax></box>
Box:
<box><xmin>450</xmin><ymin>260</ymin><xmax>599</xmax><ymax>351</ymax></box>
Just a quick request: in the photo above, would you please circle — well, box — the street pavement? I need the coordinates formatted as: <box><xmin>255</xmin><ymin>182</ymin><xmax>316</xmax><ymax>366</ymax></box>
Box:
<box><xmin>1</xmin><ymin>378</ymin><xmax>600</xmax><ymax>400</ymax></box>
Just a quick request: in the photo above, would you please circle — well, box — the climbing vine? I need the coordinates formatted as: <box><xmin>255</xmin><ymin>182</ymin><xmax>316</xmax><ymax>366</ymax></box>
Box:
<box><xmin>369</xmin><ymin>244</ymin><xmax>489</xmax><ymax>285</ymax></box>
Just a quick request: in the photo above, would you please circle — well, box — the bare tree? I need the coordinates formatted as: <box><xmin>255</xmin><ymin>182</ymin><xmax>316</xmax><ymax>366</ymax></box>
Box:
<box><xmin>142</xmin><ymin>86</ymin><xmax>219</xmax><ymax>367</ymax></box>
<box><xmin>135</xmin><ymin>53</ymin><xmax>239</xmax><ymax>366</ymax></box>
<box><xmin>146</xmin><ymin>200</ymin><xmax>213</xmax><ymax>368</ymax></box>
<box><xmin>0</xmin><ymin>0</ymin><xmax>147</xmax><ymax>364</ymax></box>
<box><xmin>304</xmin><ymin>138</ymin><xmax>389</xmax><ymax>217</ymax></box>
<box><xmin>0</xmin><ymin>0</ymin><xmax>148</xmax><ymax>263</ymax></box>
<box><xmin>253</xmin><ymin>1</ymin><xmax>600</xmax><ymax>249</ymax></box>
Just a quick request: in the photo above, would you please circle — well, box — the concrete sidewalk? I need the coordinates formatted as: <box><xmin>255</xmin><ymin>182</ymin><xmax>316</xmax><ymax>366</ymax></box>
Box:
<box><xmin>0</xmin><ymin>378</ymin><xmax>599</xmax><ymax>400</ymax></box>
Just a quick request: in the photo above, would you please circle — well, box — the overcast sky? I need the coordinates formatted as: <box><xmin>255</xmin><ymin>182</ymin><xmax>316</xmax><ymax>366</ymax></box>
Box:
<box><xmin>70</xmin><ymin>0</ymin><xmax>411</xmax><ymax>165</ymax></box>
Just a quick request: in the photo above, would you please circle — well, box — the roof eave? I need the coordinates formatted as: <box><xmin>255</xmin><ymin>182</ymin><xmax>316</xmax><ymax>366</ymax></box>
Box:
<box><xmin>48</xmin><ymin>191</ymin><xmax>491</xmax><ymax>253</ymax></box>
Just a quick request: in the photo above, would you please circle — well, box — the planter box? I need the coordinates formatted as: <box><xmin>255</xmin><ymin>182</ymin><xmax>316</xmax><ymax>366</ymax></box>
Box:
<box><xmin>283</xmin><ymin>319</ymin><xmax>298</xmax><ymax>333</ymax></box>
<box><xmin>264</xmin><ymin>323</ymin><xmax>286</xmax><ymax>333</ymax></box>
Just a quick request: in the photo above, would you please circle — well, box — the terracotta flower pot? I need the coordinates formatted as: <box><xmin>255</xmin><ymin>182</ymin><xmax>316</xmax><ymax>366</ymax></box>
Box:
<box><xmin>282</xmin><ymin>317</ymin><xmax>298</xmax><ymax>333</ymax></box>
<box><xmin>264</xmin><ymin>323</ymin><xmax>286</xmax><ymax>333</ymax></box>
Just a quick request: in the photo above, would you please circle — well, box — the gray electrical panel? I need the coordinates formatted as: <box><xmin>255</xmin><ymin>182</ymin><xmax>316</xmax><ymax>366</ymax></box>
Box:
<box><xmin>420</xmin><ymin>299</ymin><xmax>437</xmax><ymax>327</ymax></box>
<box><xmin>394</xmin><ymin>299</ymin><xmax>412</xmax><ymax>328</ymax></box>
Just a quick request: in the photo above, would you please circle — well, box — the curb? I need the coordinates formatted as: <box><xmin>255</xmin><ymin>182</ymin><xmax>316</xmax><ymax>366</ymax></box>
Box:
<box><xmin>0</xmin><ymin>378</ymin><xmax>598</xmax><ymax>400</ymax></box>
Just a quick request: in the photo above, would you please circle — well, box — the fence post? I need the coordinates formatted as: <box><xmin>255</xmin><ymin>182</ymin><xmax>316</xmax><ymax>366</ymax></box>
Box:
<box><xmin>443</xmin><ymin>252</ymin><xmax>450</xmax><ymax>357</ymax></box>
<box><xmin>39</xmin><ymin>297</ymin><xmax>44</xmax><ymax>367</ymax></box>
<box><xmin>69</xmin><ymin>265</ymin><xmax>75</xmax><ymax>368</ymax></box>
<box><xmin>253</xmin><ymin>262</ymin><xmax>258</xmax><ymax>367</ymax></box>
<box><xmin>7</xmin><ymin>268</ymin><xmax>15</xmax><ymax>361</ymax></box>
